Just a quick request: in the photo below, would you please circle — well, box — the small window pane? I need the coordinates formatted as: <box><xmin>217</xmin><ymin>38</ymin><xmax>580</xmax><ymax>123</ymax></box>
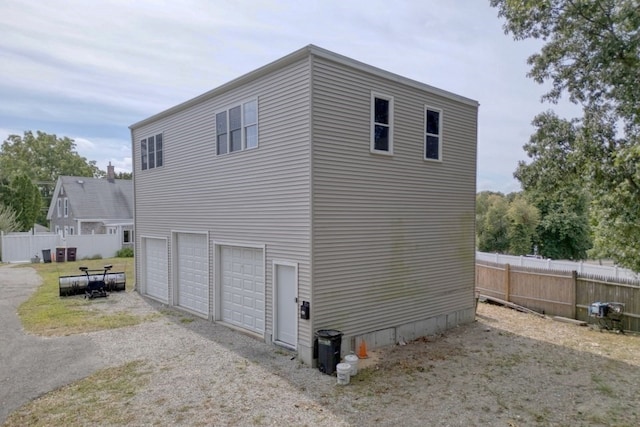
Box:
<box><xmin>374</xmin><ymin>98</ymin><xmax>389</xmax><ymax>124</ymax></box>
<box><xmin>216</xmin><ymin>111</ymin><xmax>227</xmax><ymax>134</ymax></box>
<box><xmin>244</xmin><ymin>100</ymin><xmax>257</xmax><ymax>124</ymax></box>
<box><xmin>426</xmin><ymin>135</ymin><xmax>440</xmax><ymax>160</ymax></box>
<box><xmin>141</xmin><ymin>139</ymin><xmax>148</xmax><ymax>170</ymax></box>
<box><xmin>229</xmin><ymin>106</ymin><xmax>241</xmax><ymax>131</ymax></box>
<box><xmin>148</xmin><ymin>135</ymin><xmax>155</xmax><ymax>169</ymax></box>
<box><xmin>217</xmin><ymin>134</ymin><xmax>228</xmax><ymax>155</ymax></box>
<box><xmin>374</xmin><ymin>125</ymin><xmax>389</xmax><ymax>151</ymax></box>
<box><xmin>427</xmin><ymin>110</ymin><xmax>440</xmax><ymax>135</ymax></box>
<box><xmin>155</xmin><ymin>134</ymin><xmax>163</xmax><ymax>167</ymax></box>
<box><xmin>245</xmin><ymin>125</ymin><xmax>257</xmax><ymax>149</ymax></box>
<box><xmin>230</xmin><ymin>129</ymin><xmax>242</xmax><ymax>152</ymax></box>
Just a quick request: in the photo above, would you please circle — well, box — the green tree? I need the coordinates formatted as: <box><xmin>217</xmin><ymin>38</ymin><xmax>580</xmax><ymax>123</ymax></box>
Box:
<box><xmin>114</xmin><ymin>171</ymin><xmax>132</xmax><ymax>180</ymax></box>
<box><xmin>490</xmin><ymin>0</ymin><xmax>640</xmax><ymax>270</ymax></box>
<box><xmin>477</xmin><ymin>193</ymin><xmax>510</xmax><ymax>253</ymax></box>
<box><xmin>0</xmin><ymin>203</ymin><xmax>19</xmax><ymax>233</ymax></box>
<box><xmin>0</xmin><ymin>131</ymin><xmax>103</xmax><ymax>224</ymax></box>
<box><xmin>0</xmin><ymin>175</ymin><xmax>42</xmax><ymax>231</ymax></box>
<box><xmin>514</xmin><ymin>111</ymin><xmax>592</xmax><ymax>260</ymax></box>
<box><xmin>507</xmin><ymin>196</ymin><xmax>540</xmax><ymax>255</ymax></box>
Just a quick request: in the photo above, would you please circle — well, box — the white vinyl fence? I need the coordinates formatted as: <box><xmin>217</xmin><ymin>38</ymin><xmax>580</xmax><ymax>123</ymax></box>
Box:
<box><xmin>476</xmin><ymin>251</ymin><xmax>639</xmax><ymax>281</ymax></box>
<box><xmin>1</xmin><ymin>230</ymin><xmax>122</xmax><ymax>263</ymax></box>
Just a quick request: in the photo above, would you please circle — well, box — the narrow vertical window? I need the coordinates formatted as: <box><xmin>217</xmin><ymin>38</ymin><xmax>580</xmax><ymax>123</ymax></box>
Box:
<box><xmin>244</xmin><ymin>100</ymin><xmax>258</xmax><ymax>149</ymax></box>
<box><xmin>148</xmin><ymin>135</ymin><xmax>156</xmax><ymax>169</ymax></box>
<box><xmin>425</xmin><ymin>107</ymin><xmax>442</xmax><ymax>161</ymax></box>
<box><xmin>63</xmin><ymin>198</ymin><xmax>68</xmax><ymax>217</ymax></box>
<box><xmin>155</xmin><ymin>134</ymin><xmax>163</xmax><ymax>167</ymax></box>
<box><xmin>141</xmin><ymin>138</ymin><xmax>148</xmax><ymax>170</ymax></box>
<box><xmin>216</xmin><ymin>111</ymin><xmax>228</xmax><ymax>155</ymax></box>
<box><xmin>57</xmin><ymin>199</ymin><xmax>62</xmax><ymax>217</ymax></box>
<box><xmin>371</xmin><ymin>93</ymin><xmax>393</xmax><ymax>154</ymax></box>
<box><xmin>229</xmin><ymin>105</ymin><xmax>242</xmax><ymax>152</ymax></box>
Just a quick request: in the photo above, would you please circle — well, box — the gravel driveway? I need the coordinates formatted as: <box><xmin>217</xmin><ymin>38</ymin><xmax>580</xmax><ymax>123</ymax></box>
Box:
<box><xmin>3</xmin><ymin>264</ymin><xmax>640</xmax><ymax>426</ymax></box>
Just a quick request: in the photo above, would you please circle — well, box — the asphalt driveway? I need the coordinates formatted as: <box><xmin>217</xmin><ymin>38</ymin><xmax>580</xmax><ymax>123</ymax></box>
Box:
<box><xmin>0</xmin><ymin>264</ymin><xmax>104</xmax><ymax>424</ymax></box>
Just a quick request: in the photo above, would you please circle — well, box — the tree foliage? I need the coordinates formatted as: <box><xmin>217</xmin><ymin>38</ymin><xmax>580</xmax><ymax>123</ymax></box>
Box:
<box><xmin>507</xmin><ymin>196</ymin><xmax>540</xmax><ymax>255</ymax></box>
<box><xmin>0</xmin><ymin>175</ymin><xmax>42</xmax><ymax>231</ymax></box>
<box><xmin>491</xmin><ymin>0</ymin><xmax>640</xmax><ymax>270</ymax></box>
<box><xmin>0</xmin><ymin>131</ymin><xmax>102</xmax><ymax>182</ymax></box>
<box><xmin>0</xmin><ymin>131</ymin><xmax>103</xmax><ymax>224</ymax></box>
<box><xmin>0</xmin><ymin>203</ymin><xmax>19</xmax><ymax>233</ymax></box>
<box><xmin>477</xmin><ymin>192</ymin><xmax>540</xmax><ymax>255</ymax></box>
<box><xmin>515</xmin><ymin>111</ymin><xmax>592</xmax><ymax>260</ymax></box>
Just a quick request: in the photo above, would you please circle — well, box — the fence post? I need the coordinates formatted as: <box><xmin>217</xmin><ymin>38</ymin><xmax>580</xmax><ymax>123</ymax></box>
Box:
<box><xmin>571</xmin><ymin>270</ymin><xmax>577</xmax><ymax>319</ymax></box>
<box><xmin>504</xmin><ymin>263</ymin><xmax>511</xmax><ymax>302</ymax></box>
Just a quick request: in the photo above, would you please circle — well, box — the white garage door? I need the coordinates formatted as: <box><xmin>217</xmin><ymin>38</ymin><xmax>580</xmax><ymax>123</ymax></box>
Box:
<box><xmin>144</xmin><ymin>238</ymin><xmax>168</xmax><ymax>303</ymax></box>
<box><xmin>176</xmin><ymin>233</ymin><xmax>209</xmax><ymax>316</ymax></box>
<box><xmin>221</xmin><ymin>246</ymin><xmax>264</xmax><ymax>334</ymax></box>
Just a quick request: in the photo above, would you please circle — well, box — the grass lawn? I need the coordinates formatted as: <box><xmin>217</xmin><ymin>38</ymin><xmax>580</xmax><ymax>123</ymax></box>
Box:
<box><xmin>16</xmin><ymin>257</ymin><xmax>158</xmax><ymax>336</ymax></box>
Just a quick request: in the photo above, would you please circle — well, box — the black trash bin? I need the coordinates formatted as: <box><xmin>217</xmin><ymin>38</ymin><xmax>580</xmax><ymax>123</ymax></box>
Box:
<box><xmin>56</xmin><ymin>247</ymin><xmax>66</xmax><ymax>262</ymax></box>
<box><xmin>316</xmin><ymin>329</ymin><xmax>343</xmax><ymax>375</ymax></box>
<box><xmin>41</xmin><ymin>249</ymin><xmax>52</xmax><ymax>263</ymax></box>
<box><xmin>66</xmin><ymin>247</ymin><xmax>77</xmax><ymax>262</ymax></box>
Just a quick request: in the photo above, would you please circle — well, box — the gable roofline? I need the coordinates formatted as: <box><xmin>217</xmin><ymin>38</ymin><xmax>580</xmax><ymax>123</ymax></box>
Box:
<box><xmin>129</xmin><ymin>44</ymin><xmax>479</xmax><ymax>130</ymax></box>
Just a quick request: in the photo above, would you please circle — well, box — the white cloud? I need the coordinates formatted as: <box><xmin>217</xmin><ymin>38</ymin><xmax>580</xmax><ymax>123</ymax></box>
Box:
<box><xmin>0</xmin><ymin>0</ymin><xmax>582</xmax><ymax>188</ymax></box>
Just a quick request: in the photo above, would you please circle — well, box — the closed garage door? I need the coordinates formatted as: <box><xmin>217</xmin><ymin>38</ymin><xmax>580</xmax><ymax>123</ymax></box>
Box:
<box><xmin>176</xmin><ymin>233</ymin><xmax>209</xmax><ymax>316</ymax></box>
<box><xmin>144</xmin><ymin>238</ymin><xmax>168</xmax><ymax>303</ymax></box>
<box><xmin>221</xmin><ymin>246</ymin><xmax>264</xmax><ymax>334</ymax></box>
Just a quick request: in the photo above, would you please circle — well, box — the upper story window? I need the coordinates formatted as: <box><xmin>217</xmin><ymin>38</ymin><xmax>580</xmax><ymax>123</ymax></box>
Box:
<box><xmin>141</xmin><ymin>133</ymin><xmax>163</xmax><ymax>170</ymax></box>
<box><xmin>63</xmin><ymin>198</ymin><xmax>69</xmax><ymax>217</ymax></box>
<box><xmin>371</xmin><ymin>93</ymin><xmax>394</xmax><ymax>155</ymax></box>
<box><xmin>425</xmin><ymin>107</ymin><xmax>442</xmax><ymax>161</ymax></box>
<box><xmin>57</xmin><ymin>199</ymin><xmax>62</xmax><ymax>218</ymax></box>
<box><xmin>216</xmin><ymin>99</ymin><xmax>258</xmax><ymax>155</ymax></box>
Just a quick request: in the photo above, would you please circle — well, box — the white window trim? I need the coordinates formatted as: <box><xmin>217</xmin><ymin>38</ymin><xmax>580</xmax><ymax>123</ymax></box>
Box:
<box><xmin>141</xmin><ymin>133</ymin><xmax>163</xmax><ymax>171</ymax></box>
<box><xmin>63</xmin><ymin>198</ymin><xmax>69</xmax><ymax>218</ymax></box>
<box><xmin>57</xmin><ymin>199</ymin><xmax>62</xmax><ymax>218</ymax></box>
<box><xmin>215</xmin><ymin>98</ymin><xmax>259</xmax><ymax>156</ymax></box>
<box><xmin>370</xmin><ymin>92</ymin><xmax>394</xmax><ymax>155</ymax></box>
<box><xmin>69</xmin><ymin>226</ymin><xmax>74</xmax><ymax>235</ymax></box>
<box><xmin>424</xmin><ymin>106</ymin><xmax>443</xmax><ymax>162</ymax></box>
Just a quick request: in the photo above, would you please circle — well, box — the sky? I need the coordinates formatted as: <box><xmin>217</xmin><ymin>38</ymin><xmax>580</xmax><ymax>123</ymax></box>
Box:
<box><xmin>0</xmin><ymin>0</ymin><xmax>582</xmax><ymax>193</ymax></box>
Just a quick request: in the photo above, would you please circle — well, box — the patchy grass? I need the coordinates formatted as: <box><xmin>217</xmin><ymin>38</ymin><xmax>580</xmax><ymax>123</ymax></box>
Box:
<box><xmin>3</xmin><ymin>360</ymin><xmax>152</xmax><ymax>427</ymax></box>
<box><xmin>16</xmin><ymin>258</ymin><xmax>157</xmax><ymax>336</ymax></box>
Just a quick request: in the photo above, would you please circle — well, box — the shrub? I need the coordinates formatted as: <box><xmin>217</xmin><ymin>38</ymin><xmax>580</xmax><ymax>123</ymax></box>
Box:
<box><xmin>116</xmin><ymin>247</ymin><xmax>134</xmax><ymax>258</ymax></box>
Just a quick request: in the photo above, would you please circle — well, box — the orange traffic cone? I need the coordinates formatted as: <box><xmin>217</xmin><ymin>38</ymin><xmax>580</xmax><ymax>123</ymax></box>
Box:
<box><xmin>358</xmin><ymin>339</ymin><xmax>368</xmax><ymax>359</ymax></box>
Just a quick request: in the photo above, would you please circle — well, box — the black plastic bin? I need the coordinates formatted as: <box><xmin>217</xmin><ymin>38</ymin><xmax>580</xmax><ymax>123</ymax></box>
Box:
<box><xmin>41</xmin><ymin>249</ymin><xmax>52</xmax><ymax>263</ymax></box>
<box><xmin>66</xmin><ymin>247</ymin><xmax>77</xmax><ymax>262</ymax></box>
<box><xmin>316</xmin><ymin>329</ymin><xmax>343</xmax><ymax>375</ymax></box>
<box><xmin>56</xmin><ymin>247</ymin><xmax>66</xmax><ymax>262</ymax></box>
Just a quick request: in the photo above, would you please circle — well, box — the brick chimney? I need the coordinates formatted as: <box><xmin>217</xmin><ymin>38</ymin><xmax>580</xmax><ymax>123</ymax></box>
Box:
<box><xmin>107</xmin><ymin>162</ymin><xmax>115</xmax><ymax>182</ymax></box>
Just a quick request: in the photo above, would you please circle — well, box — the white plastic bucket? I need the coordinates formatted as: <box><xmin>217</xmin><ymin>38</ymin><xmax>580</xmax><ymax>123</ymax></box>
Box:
<box><xmin>336</xmin><ymin>363</ymin><xmax>351</xmax><ymax>385</ymax></box>
<box><xmin>344</xmin><ymin>354</ymin><xmax>358</xmax><ymax>376</ymax></box>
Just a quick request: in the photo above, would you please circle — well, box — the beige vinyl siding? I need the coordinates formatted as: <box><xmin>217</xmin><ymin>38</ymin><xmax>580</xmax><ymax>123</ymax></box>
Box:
<box><xmin>132</xmin><ymin>58</ymin><xmax>312</xmax><ymax>344</ymax></box>
<box><xmin>310</xmin><ymin>56</ymin><xmax>477</xmax><ymax>336</ymax></box>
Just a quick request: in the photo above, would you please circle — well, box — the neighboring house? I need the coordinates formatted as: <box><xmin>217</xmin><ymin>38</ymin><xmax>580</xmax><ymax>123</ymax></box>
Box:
<box><xmin>46</xmin><ymin>164</ymin><xmax>134</xmax><ymax>248</ymax></box>
<box><xmin>130</xmin><ymin>45</ymin><xmax>478</xmax><ymax>365</ymax></box>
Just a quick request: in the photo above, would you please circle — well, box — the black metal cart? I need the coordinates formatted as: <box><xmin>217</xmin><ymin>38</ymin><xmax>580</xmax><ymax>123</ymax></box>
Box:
<box><xmin>589</xmin><ymin>302</ymin><xmax>625</xmax><ymax>333</ymax></box>
<box><xmin>80</xmin><ymin>265</ymin><xmax>112</xmax><ymax>299</ymax></box>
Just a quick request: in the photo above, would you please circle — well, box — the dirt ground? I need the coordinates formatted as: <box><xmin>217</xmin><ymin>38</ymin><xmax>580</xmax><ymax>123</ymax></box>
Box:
<box><xmin>5</xmin><ymin>290</ymin><xmax>640</xmax><ymax>427</ymax></box>
<box><xmin>341</xmin><ymin>302</ymin><xmax>640</xmax><ymax>426</ymax></box>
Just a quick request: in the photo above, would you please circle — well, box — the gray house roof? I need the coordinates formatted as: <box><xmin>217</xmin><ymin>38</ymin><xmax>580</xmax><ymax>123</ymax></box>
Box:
<box><xmin>46</xmin><ymin>176</ymin><xmax>134</xmax><ymax>221</ymax></box>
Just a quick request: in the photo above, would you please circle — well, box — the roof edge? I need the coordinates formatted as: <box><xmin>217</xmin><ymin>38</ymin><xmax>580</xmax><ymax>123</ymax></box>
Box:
<box><xmin>130</xmin><ymin>44</ymin><xmax>479</xmax><ymax>130</ymax></box>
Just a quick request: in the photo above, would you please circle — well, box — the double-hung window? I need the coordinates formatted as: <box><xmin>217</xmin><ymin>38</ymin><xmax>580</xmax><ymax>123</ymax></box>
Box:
<box><xmin>57</xmin><ymin>199</ymin><xmax>62</xmax><ymax>218</ymax></box>
<box><xmin>216</xmin><ymin>99</ymin><xmax>258</xmax><ymax>155</ymax></box>
<box><xmin>141</xmin><ymin>133</ymin><xmax>163</xmax><ymax>170</ymax></box>
<box><xmin>371</xmin><ymin>92</ymin><xmax>394</xmax><ymax>154</ymax></box>
<box><xmin>63</xmin><ymin>198</ymin><xmax>68</xmax><ymax>218</ymax></box>
<box><xmin>425</xmin><ymin>107</ymin><xmax>442</xmax><ymax>161</ymax></box>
